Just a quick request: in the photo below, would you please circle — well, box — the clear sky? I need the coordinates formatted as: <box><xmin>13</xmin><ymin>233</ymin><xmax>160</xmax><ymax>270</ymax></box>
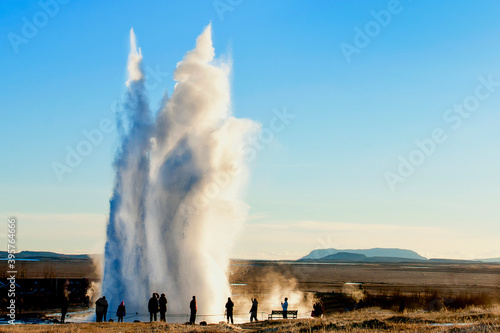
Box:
<box><xmin>1</xmin><ymin>0</ymin><xmax>500</xmax><ymax>260</ymax></box>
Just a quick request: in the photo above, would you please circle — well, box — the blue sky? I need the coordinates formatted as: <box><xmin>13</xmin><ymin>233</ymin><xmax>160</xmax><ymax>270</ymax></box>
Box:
<box><xmin>1</xmin><ymin>0</ymin><xmax>500</xmax><ymax>259</ymax></box>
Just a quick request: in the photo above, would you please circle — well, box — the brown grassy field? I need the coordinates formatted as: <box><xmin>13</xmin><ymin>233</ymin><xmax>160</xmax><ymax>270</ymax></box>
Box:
<box><xmin>2</xmin><ymin>259</ymin><xmax>500</xmax><ymax>331</ymax></box>
<box><xmin>4</xmin><ymin>259</ymin><xmax>500</xmax><ymax>297</ymax></box>
<box><xmin>0</xmin><ymin>259</ymin><xmax>98</xmax><ymax>279</ymax></box>
<box><xmin>227</xmin><ymin>260</ymin><xmax>500</xmax><ymax>315</ymax></box>
<box><xmin>2</xmin><ymin>307</ymin><xmax>500</xmax><ymax>332</ymax></box>
<box><xmin>229</xmin><ymin>260</ymin><xmax>500</xmax><ymax>296</ymax></box>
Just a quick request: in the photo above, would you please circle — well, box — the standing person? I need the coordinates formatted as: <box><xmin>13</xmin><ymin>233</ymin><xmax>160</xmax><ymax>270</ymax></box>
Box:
<box><xmin>116</xmin><ymin>301</ymin><xmax>126</xmax><ymax>322</ymax></box>
<box><xmin>281</xmin><ymin>297</ymin><xmax>288</xmax><ymax>319</ymax></box>
<box><xmin>102</xmin><ymin>296</ymin><xmax>108</xmax><ymax>322</ymax></box>
<box><xmin>60</xmin><ymin>294</ymin><xmax>69</xmax><ymax>323</ymax></box>
<box><xmin>189</xmin><ymin>296</ymin><xmax>197</xmax><ymax>324</ymax></box>
<box><xmin>249</xmin><ymin>298</ymin><xmax>258</xmax><ymax>322</ymax></box>
<box><xmin>95</xmin><ymin>296</ymin><xmax>106</xmax><ymax>322</ymax></box>
<box><xmin>399</xmin><ymin>299</ymin><xmax>406</xmax><ymax>313</ymax></box>
<box><xmin>225</xmin><ymin>297</ymin><xmax>234</xmax><ymax>324</ymax></box>
<box><xmin>148</xmin><ymin>293</ymin><xmax>159</xmax><ymax>322</ymax></box>
<box><xmin>312</xmin><ymin>300</ymin><xmax>324</xmax><ymax>318</ymax></box>
<box><xmin>159</xmin><ymin>293</ymin><xmax>168</xmax><ymax>322</ymax></box>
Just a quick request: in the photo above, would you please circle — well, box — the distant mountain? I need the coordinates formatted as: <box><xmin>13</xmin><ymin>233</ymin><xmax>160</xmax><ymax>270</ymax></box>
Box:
<box><xmin>477</xmin><ymin>257</ymin><xmax>500</xmax><ymax>263</ymax></box>
<box><xmin>300</xmin><ymin>248</ymin><xmax>427</xmax><ymax>261</ymax></box>
<box><xmin>0</xmin><ymin>251</ymin><xmax>91</xmax><ymax>260</ymax></box>
<box><xmin>363</xmin><ymin>256</ymin><xmax>425</xmax><ymax>263</ymax></box>
<box><xmin>322</xmin><ymin>252</ymin><xmax>367</xmax><ymax>261</ymax></box>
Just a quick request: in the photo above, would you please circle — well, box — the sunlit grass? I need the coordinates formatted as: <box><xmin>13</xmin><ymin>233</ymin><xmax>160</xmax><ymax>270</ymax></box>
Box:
<box><xmin>3</xmin><ymin>306</ymin><xmax>500</xmax><ymax>332</ymax></box>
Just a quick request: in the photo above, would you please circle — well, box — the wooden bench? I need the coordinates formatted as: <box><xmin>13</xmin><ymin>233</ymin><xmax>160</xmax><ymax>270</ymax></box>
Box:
<box><xmin>268</xmin><ymin>310</ymin><xmax>298</xmax><ymax>320</ymax></box>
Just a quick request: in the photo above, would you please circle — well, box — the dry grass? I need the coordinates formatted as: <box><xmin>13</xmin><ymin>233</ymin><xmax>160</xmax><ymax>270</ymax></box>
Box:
<box><xmin>4</xmin><ymin>261</ymin><xmax>500</xmax><ymax>331</ymax></box>
<box><xmin>0</xmin><ymin>322</ymin><xmax>242</xmax><ymax>333</ymax></box>
<box><xmin>2</xmin><ymin>307</ymin><xmax>500</xmax><ymax>332</ymax></box>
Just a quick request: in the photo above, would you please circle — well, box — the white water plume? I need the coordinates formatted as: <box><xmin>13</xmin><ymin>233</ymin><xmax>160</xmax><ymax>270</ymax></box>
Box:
<box><xmin>102</xmin><ymin>24</ymin><xmax>258</xmax><ymax>320</ymax></box>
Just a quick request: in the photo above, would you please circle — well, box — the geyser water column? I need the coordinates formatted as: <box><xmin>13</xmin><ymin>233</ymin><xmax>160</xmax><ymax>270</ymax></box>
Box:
<box><xmin>102</xmin><ymin>25</ymin><xmax>258</xmax><ymax>319</ymax></box>
<box><xmin>102</xmin><ymin>28</ymin><xmax>152</xmax><ymax>314</ymax></box>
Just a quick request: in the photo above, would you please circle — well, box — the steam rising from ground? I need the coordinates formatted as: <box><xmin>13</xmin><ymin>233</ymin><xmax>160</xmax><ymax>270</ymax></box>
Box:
<box><xmin>342</xmin><ymin>283</ymin><xmax>366</xmax><ymax>303</ymax></box>
<box><xmin>102</xmin><ymin>25</ymin><xmax>258</xmax><ymax>318</ymax></box>
<box><xmin>253</xmin><ymin>271</ymin><xmax>315</xmax><ymax>317</ymax></box>
<box><xmin>229</xmin><ymin>268</ymin><xmax>315</xmax><ymax>321</ymax></box>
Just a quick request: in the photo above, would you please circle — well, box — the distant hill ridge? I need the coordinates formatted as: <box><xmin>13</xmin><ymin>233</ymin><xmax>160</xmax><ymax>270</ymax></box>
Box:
<box><xmin>0</xmin><ymin>250</ymin><xmax>91</xmax><ymax>260</ymax></box>
<box><xmin>1</xmin><ymin>250</ymin><xmax>499</xmax><ymax>263</ymax></box>
<box><xmin>478</xmin><ymin>257</ymin><xmax>500</xmax><ymax>263</ymax></box>
<box><xmin>300</xmin><ymin>248</ymin><xmax>427</xmax><ymax>261</ymax></box>
<box><xmin>300</xmin><ymin>248</ymin><xmax>500</xmax><ymax>263</ymax></box>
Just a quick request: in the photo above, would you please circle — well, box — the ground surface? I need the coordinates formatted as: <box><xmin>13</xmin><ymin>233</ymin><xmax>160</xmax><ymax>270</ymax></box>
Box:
<box><xmin>4</xmin><ymin>259</ymin><xmax>500</xmax><ymax>298</ymax></box>
<box><xmin>229</xmin><ymin>260</ymin><xmax>500</xmax><ymax>296</ymax></box>
<box><xmin>2</xmin><ymin>307</ymin><xmax>500</xmax><ymax>332</ymax></box>
<box><xmin>2</xmin><ymin>260</ymin><xmax>500</xmax><ymax>331</ymax></box>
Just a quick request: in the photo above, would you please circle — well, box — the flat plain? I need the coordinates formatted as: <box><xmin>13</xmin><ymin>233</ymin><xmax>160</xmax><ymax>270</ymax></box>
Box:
<box><xmin>2</xmin><ymin>259</ymin><xmax>500</xmax><ymax>331</ymax></box>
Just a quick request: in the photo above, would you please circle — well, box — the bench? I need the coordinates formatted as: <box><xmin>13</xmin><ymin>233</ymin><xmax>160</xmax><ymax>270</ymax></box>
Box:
<box><xmin>268</xmin><ymin>310</ymin><xmax>298</xmax><ymax>320</ymax></box>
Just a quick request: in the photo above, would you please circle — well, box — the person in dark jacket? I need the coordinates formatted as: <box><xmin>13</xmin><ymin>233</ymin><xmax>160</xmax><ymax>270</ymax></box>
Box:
<box><xmin>189</xmin><ymin>296</ymin><xmax>197</xmax><ymax>324</ymax></box>
<box><xmin>102</xmin><ymin>296</ymin><xmax>108</xmax><ymax>322</ymax></box>
<box><xmin>60</xmin><ymin>294</ymin><xmax>69</xmax><ymax>323</ymax></box>
<box><xmin>95</xmin><ymin>296</ymin><xmax>108</xmax><ymax>322</ymax></box>
<box><xmin>116</xmin><ymin>301</ymin><xmax>126</xmax><ymax>322</ymax></box>
<box><xmin>249</xmin><ymin>298</ymin><xmax>258</xmax><ymax>322</ymax></box>
<box><xmin>148</xmin><ymin>293</ymin><xmax>159</xmax><ymax>322</ymax></box>
<box><xmin>225</xmin><ymin>297</ymin><xmax>234</xmax><ymax>324</ymax></box>
<box><xmin>95</xmin><ymin>297</ymin><xmax>103</xmax><ymax>322</ymax></box>
<box><xmin>159</xmin><ymin>293</ymin><xmax>168</xmax><ymax>322</ymax></box>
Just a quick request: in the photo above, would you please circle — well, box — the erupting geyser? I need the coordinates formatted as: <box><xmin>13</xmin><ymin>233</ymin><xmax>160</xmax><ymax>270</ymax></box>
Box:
<box><xmin>102</xmin><ymin>25</ymin><xmax>258</xmax><ymax>319</ymax></box>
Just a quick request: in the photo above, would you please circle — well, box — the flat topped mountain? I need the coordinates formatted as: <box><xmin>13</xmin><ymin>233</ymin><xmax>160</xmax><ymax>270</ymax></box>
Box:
<box><xmin>300</xmin><ymin>248</ymin><xmax>427</xmax><ymax>261</ymax></box>
<box><xmin>321</xmin><ymin>252</ymin><xmax>368</xmax><ymax>261</ymax></box>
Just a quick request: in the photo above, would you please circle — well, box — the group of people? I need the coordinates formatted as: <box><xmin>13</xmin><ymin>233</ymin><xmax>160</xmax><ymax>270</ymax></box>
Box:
<box><xmin>224</xmin><ymin>297</ymin><xmax>261</xmax><ymax>323</ymax></box>
<box><xmin>148</xmin><ymin>293</ymin><xmax>168</xmax><ymax>322</ymax></box>
<box><xmin>158</xmin><ymin>294</ymin><xmax>260</xmax><ymax>325</ymax></box>
<box><xmin>95</xmin><ymin>296</ymin><xmax>125</xmax><ymax>322</ymax></box>
<box><xmin>92</xmin><ymin>294</ymin><xmax>304</xmax><ymax>324</ymax></box>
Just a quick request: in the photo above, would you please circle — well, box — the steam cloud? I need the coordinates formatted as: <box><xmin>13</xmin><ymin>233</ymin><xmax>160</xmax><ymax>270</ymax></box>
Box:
<box><xmin>102</xmin><ymin>25</ymin><xmax>258</xmax><ymax>318</ymax></box>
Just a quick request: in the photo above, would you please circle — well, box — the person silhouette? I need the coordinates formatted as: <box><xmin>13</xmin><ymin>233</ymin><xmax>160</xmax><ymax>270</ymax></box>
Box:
<box><xmin>95</xmin><ymin>296</ymin><xmax>108</xmax><ymax>322</ymax></box>
<box><xmin>116</xmin><ymin>301</ymin><xmax>126</xmax><ymax>322</ymax></box>
<box><xmin>60</xmin><ymin>294</ymin><xmax>68</xmax><ymax>323</ymax></box>
<box><xmin>189</xmin><ymin>296</ymin><xmax>197</xmax><ymax>324</ymax></box>
<box><xmin>148</xmin><ymin>293</ymin><xmax>159</xmax><ymax>322</ymax></box>
<box><xmin>312</xmin><ymin>300</ymin><xmax>324</xmax><ymax>318</ymax></box>
<box><xmin>250</xmin><ymin>298</ymin><xmax>258</xmax><ymax>322</ymax></box>
<box><xmin>225</xmin><ymin>297</ymin><xmax>234</xmax><ymax>324</ymax></box>
<box><xmin>159</xmin><ymin>293</ymin><xmax>168</xmax><ymax>322</ymax></box>
<box><xmin>102</xmin><ymin>296</ymin><xmax>108</xmax><ymax>322</ymax></box>
<box><xmin>281</xmin><ymin>297</ymin><xmax>288</xmax><ymax>319</ymax></box>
